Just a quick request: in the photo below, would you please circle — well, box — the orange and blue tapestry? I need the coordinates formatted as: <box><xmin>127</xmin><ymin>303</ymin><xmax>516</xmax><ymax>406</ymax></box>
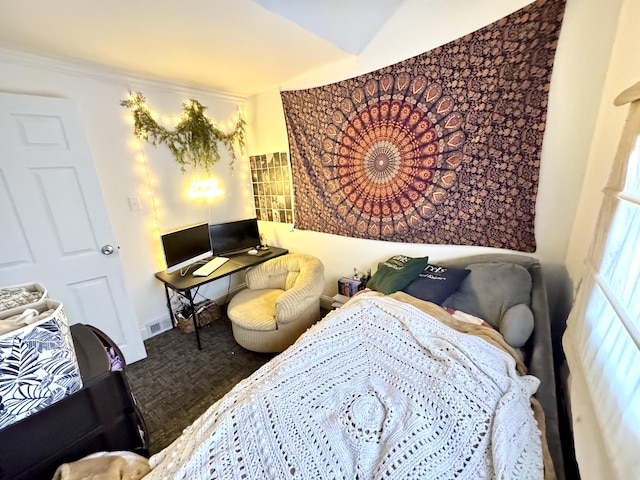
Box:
<box><xmin>281</xmin><ymin>0</ymin><xmax>566</xmax><ymax>252</ymax></box>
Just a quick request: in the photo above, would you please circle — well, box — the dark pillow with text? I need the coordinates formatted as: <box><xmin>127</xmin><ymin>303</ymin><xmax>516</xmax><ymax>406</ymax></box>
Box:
<box><xmin>403</xmin><ymin>264</ymin><xmax>471</xmax><ymax>305</ymax></box>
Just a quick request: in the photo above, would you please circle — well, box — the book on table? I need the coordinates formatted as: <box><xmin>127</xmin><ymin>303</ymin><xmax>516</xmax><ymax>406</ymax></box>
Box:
<box><xmin>337</xmin><ymin>277</ymin><xmax>364</xmax><ymax>297</ymax></box>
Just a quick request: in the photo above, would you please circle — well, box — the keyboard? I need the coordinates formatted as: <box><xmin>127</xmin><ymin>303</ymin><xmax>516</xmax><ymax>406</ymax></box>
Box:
<box><xmin>192</xmin><ymin>256</ymin><xmax>229</xmax><ymax>277</ymax></box>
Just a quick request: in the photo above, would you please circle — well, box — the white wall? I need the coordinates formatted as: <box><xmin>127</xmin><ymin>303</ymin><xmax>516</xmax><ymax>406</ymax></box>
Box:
<box><xmin>565</xmin><ymin>0</ymin><xmax>640</xmax><ymax>283</ymax></box>
<box><xmin>248</xmin><ymin>0</ymin><xmax>622</xmax><ymax>302</ymax></box>
<box><xmin>0</xmin><ymin>52</ymin><xmax>252</xmax><ymax>337</ymax></box>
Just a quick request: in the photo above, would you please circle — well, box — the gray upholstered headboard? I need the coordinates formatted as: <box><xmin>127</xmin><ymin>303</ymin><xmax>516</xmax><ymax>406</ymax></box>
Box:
<box><xmin>438</xmin><ymin>253</ymin><xmax>564</xmax><ymax>480</ymax></box>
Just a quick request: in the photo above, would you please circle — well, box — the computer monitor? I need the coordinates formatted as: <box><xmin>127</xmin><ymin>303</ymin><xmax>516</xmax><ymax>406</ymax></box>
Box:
<box><xmin>160</xmin><ymin>223</ymin><xmax>212</xmax><ymax>274</ymax></box>
<box><xmin>208</xmin><ymin>218</ymin><xmax>261</xmax><ymax>256</ymax></box>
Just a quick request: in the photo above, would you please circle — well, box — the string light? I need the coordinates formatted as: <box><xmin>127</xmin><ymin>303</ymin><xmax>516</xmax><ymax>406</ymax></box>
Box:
<box><xmin>127</xmin><ymin>130</ymin><xmax>161</xmax><ymax>236</ymax></box>
<box><xmin>139</xmin><ymin>147</ymin><xmax>160</xmax><ymax>228</ymax></box>
<box><xmin>123</xmin><ymin>91</ymin><xmax>247</xmax><ymax>236</ymax></box>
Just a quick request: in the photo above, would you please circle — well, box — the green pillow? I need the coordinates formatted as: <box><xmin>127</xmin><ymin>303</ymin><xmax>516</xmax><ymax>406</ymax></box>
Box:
<box><xmin>366</xmin><ymin>255</ymin><xmax>428</xmax><ymax>294</ymax></box>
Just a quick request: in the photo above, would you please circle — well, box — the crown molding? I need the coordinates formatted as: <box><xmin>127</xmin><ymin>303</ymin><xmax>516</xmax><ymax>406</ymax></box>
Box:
<box><xmin>0</xmin><ymin>47</ymin><xmax>247</xmax><ymax>104</ymax></box>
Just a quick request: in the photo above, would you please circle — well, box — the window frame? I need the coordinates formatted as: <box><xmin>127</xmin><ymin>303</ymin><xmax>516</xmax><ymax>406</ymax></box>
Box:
<box><xmin>563</xmin><ymin>85</ymin><xmax>640</xmax><ymax>480</ymax></box>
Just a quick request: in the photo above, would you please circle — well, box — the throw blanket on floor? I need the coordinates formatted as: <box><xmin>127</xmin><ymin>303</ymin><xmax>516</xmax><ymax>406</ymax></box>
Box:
<box><xmin>145</xmin><ymin>295</ymin><xmax>544</xmax><ymax>479</ymax></box>
<box><xmin>280</xmin><ymin>0</ymin><xmax>566</xmax><ymax>252</ymax></box>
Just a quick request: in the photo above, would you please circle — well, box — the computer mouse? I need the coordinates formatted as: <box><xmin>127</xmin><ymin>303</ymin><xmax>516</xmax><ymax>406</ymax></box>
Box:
<box><xmin>248</xmin><ymin>249</ymin><xmax>258</xmax><ymax>255</ymax></box>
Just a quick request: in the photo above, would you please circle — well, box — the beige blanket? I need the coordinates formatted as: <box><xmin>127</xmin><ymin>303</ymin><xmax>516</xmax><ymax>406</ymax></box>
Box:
<box><xmin>52</xmin><ymin>451</ymin><xmax>150</xmax><ymax>480</ymax></box>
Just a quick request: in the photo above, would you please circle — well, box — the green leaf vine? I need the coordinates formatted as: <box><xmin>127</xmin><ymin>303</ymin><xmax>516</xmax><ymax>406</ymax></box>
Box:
<box><xmin>121</xmin><ymin>92</ymin><xmax>246</xmax><ymax>173</ymax></box>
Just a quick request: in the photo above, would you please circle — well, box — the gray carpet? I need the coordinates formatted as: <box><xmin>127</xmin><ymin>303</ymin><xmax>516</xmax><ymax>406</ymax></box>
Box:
<box><xmin>125</xmin><ymin>314</ymin><xmax>275</xmax><ymax>454</ymax></box>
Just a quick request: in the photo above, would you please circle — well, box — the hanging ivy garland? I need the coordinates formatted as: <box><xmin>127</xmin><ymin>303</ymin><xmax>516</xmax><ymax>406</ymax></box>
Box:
<box><xmin>121</xmin><ymin>92</ymin><xmax>246</xmax><ymax>173</ymax></box>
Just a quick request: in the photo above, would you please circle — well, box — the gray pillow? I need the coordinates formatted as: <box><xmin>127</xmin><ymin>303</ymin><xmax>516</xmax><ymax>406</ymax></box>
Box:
<box><xmin>442</xmin><ymin>262</ymin><xmax>534</xmax><ymax>347</ymax></box>
<box><xmin>500</xmin><ymin>303</ymin><xmax>534</xmax><ymax>348</ymax></box>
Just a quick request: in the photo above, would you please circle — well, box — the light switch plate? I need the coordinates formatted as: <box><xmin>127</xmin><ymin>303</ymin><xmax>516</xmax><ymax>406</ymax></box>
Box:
<box><xmin>128</xmin><ymin>196</ymin><xmax>142</xmax><ymax>211</ymax></box>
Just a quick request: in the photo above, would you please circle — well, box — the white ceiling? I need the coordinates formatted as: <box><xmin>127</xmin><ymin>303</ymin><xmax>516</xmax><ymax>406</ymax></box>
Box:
<box><xmin>0</xmin><ymin>0</ymin><xmax>405</xmax><ymax>97</ymax></box>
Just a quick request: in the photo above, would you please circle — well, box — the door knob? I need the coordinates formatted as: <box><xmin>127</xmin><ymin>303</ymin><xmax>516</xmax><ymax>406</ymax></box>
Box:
<box><xmin>101</xmin><ymin>245</ymin><xmax>115</xmax><ymax>255</ymax></box>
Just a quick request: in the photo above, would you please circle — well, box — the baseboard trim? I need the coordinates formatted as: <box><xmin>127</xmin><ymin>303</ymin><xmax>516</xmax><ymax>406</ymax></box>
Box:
<box><xmin>320</xmin><ymin>295</ymin><xmax>334</xmax><ymax>311</ymax></box>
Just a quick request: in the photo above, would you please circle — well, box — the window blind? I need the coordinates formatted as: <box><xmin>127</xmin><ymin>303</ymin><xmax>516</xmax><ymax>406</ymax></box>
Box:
<box><xmin>563</xmin><ymin>88</ymin><xmax>640</xmax><ymax>479</ymax></box>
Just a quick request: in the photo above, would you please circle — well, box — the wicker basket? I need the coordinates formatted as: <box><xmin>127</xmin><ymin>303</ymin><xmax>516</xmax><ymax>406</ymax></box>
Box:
<box><xmin>175</xmin><ymin>300</ymin><xmax>221</xmax><ymax>333</ymax></box>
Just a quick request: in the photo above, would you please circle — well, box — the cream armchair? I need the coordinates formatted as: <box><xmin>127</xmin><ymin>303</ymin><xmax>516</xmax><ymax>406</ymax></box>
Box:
<box><xmin>227</xmin><ymin>253</ymin><xmax>325</xmax><ymax>353</ymax></box>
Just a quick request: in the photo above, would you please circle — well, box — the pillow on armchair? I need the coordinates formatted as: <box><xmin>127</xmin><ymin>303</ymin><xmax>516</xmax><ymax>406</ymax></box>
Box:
<box><xmin>442</xmin><ymin>262</ymin><xmax>534</xmax><ymax>348</ymax></box>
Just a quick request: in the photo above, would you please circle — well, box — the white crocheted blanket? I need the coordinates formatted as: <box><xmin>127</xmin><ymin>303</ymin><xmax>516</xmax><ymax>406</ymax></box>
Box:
<box><xmin>145</xmin><ymin>295</ymin><xmax>543</xmax><ymax>480</ymax></box>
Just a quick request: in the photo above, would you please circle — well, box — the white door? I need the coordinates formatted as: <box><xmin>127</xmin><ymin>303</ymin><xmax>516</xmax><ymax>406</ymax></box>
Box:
<box><xmin>0</xmin><ymin>92</ymin><xmax>146</xmax><ymax>363</ymax></box>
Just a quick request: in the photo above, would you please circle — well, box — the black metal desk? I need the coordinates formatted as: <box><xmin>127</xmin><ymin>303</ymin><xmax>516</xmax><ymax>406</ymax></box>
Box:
<box><xmin>154</xmin><ymin>247</ymin><xmax>288</xmax><ymax>349</ymax></box>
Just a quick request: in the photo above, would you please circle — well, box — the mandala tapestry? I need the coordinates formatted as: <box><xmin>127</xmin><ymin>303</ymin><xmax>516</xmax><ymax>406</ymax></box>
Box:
<box><xmin>280</xmin><ymin>0</ymin><xmax>565</xmax><ymax>252</ymax></box>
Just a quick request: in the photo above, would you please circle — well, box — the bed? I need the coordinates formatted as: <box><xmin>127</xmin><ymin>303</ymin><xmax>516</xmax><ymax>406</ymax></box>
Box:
<box><xmin>129</xmin><ymin>253</ymin><xmax>562</xmax><ymax>480</ymax></box>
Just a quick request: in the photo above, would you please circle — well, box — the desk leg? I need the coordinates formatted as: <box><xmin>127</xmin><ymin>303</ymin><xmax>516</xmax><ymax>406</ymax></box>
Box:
<box><xmin>184</xmin><ymin>289</ymin><xmax>202</xmax><ymax>350</ymax></box>
<box><xmin>163</xmin><ymin>285</ymin><xmax>175</xmax><ymax>328</ymax></box>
